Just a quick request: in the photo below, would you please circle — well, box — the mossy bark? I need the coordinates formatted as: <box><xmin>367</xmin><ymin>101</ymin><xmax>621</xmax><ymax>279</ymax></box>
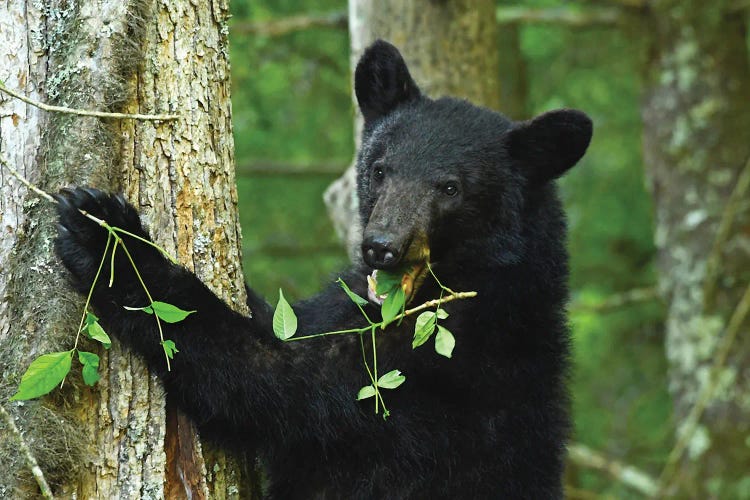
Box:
<box><xmin>0</xmin><ymin>1</ymin><xmax>254</xmax><ymax>497</ymax></box>
<box><xmin>642</xmin><ymin>1</ymin><xmax>750</xmax><ymax>495</ymax></box>
<box><xmin>324</xmin><ymin>0</ymin><xmax>502</xmax><ymax>260</ymax></box>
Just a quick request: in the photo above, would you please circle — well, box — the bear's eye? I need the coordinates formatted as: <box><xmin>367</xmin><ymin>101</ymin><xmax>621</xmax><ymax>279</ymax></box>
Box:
<box><xmin>372</xmin><ymin>163</ymin><xmax>385</xmax><ymax>182</ymax></box>
<box><xmin>442</xmin><ymin>182</ymin><xmax>459</xmax><ymax>197</ymax></box>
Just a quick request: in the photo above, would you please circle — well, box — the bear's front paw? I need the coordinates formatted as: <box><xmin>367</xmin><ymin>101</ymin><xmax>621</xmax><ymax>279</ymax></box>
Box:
<box><xmin>54</xmin><ymin>187</ymin><xmax>150</xmax><ymax>293</ymax></box>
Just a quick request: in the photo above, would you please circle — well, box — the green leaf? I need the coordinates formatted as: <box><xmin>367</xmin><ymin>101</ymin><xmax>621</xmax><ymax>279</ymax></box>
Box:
<box><xmin>377</xmin><ymin>369</ymin><xmax>406</xmax><ymax>389</ymax></box>
<box><xmin>162</xmin><ymin>340</ymin><xmax>178</xmax><ymax>359</ymax></box>
<box><xmin>150</xmin><ymin>301</ymin><xmax>196</xmax><ymax>323</ymax></box>
<box><xmin>78</xmin><ymin>351</ymin><xmax>100</xmax><ymax>386</ymax></box>
<box><xmin>374</xmin><ymin>270</ymin><xmax>402</xmax><ymax>295</ymax></box>
<box><xmin>412</xmin><ymin>311</ymin><xmax>437</xmax><ymax>348</ymax></box>
<box><xmin>337</xmin><ymin>278</ymin><xmax>368</xmax><ymax>306</ymax></box>
<box><xmin>85</xmin><ymin>312</ymin><xmax>99</xmax><ymax>325</ymax></box>
<box><xmin>436</xmin><ymin>308</ymin><xmax>449</xmax><ymax>319</ymax></box>
<box><xmin>85</xmin><ymin>321</ymin><xmax>111</xmax><ymax>349</ymax></box>
<box><xmin>81</xmin><ymin>365</ymin><xmax>100</xmax><ymax>386</ymax></box>
<box><xmin>273</xmin><ymin>289</ymin><xmax>297</xmax><ymax>340</ymax></box>
<box><xmin>380</xmin><ymin>285</ymin><xmax>405</xmax><ymax>327</ymax></box>
<box><xmin>435</xmin><ymin>325</ymin><xmax>456</xmax><ymax>358</ymax></box>
<box><xmin>357</xmin><ymin>385</ymin><xmax>376</xmax><ymax>400</ymax></box>
<box><xmin>10</xmin><ymin>351</ymin><xmax>73</xmax><ymax>401</ymax></box>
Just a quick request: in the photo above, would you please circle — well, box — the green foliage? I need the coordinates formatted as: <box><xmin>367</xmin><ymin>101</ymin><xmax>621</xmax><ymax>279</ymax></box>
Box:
<box><xmin>11</xmin><ymin>351</ymin><xmax>73</xmax><ymax>401</ymax></box>
<box><xmin>273</xmin><ymin>289</ymin><xmax>298</xmax><ymax>340</ymax></box>
<box><xmin>77</xmin><ymin>351</ymin><xmax>100</xmax><ymax>386</ymax></box>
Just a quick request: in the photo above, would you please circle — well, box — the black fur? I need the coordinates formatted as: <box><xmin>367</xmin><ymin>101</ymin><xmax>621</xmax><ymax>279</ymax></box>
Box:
<box><xmin>54</xmin><ymin>41</ymin><xmax>592</xmax><ymax>499</ymax></box>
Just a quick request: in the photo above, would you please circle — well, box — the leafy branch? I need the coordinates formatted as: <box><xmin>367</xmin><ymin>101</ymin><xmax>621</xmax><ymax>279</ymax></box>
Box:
<box><xmin>2</xmin><ymin>160</ymin><xmax>194</xmax><ymax>401</ymax></box>
<box><xmin>272</xmin><ymin>263</ymin><xmax>477</xmax><ymax>418</ymax></box>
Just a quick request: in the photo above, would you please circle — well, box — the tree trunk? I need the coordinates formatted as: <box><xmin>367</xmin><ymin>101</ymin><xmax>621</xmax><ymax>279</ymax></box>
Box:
<box><xmin>324</xmin><ymin>0</ymin><xmax>502</xmax><ymax>260</ymax></box>
<box><xmin>0</xmin><ymin>1</ymin><xmax>255</xmax><ymax>497</ymax></box>
<box><xmin>641</xmin><ymin>1</ymin><xmax>750</xmax><ymax>495</ymax></box>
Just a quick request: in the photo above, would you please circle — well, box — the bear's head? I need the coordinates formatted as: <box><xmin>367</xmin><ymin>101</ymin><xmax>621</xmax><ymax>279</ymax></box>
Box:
<box><xmin>354</xmin><ymin>40</ymin><xmax>592</xmax><ymax>290</ymax></box>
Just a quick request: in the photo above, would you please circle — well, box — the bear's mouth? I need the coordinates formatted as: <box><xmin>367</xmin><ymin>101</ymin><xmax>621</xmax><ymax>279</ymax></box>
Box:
<box><xmin>367</xmin><ymin>261</ymin><xmax>430</xmax><ymax>306</ymax></box>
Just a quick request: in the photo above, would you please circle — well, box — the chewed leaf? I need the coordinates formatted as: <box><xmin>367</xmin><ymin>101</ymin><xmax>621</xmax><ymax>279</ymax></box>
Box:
<box><xmin>150</xmin><ymin>301</ymin><xmax>196</xmax><ymax>323</ymax></box>
<box><xmin>435</xmin><ymin>325</ymin><xmax>456</xmax><ymax>358</ymax></box>
<box><xmin>162</xmin><ymin>340</ymin><xmax>178</xmax><ymax>359</ymax></box>
<box><xmin>381</xmin><ymin>285</ymin><xmax>405</xmax><ymax>328</ymax></box>
<box><xmin>273</xmin><ymin>289</ymin><xmax>298</xmax><ymax>340</ymax></box>
<box><xmin>85</xmin><ymin>321</ymin><xmax>111</xmax><ymax>349</ymax></box>
<box><xmin>357</xmin><ymin>385</ymin><xmax>376</xmax><ymax>400</ymax></box>
<box><xmin>78</xmin><ymin>351</ymin><xmax>100</xmax><ymax>386</ymax></box>
<box><xmin>377</xmin><ymin>369</ymin><xmax>406</xmax><ymax>389</ymax></box>
<box><xmin>412</xmin><ymin>311</ymin><xmax>436</xmax><ymax>348</ymax></box>
<box><xmin>10</xmin><ymin>351</ymin><xmax>73</xmax><ymax>401</ymax></box>
<box><xmin>337</xmin><ymin>278</ymin><xmax>368</xmax><ymax>306</ymax></box>
<box><xmin>374</xmin><ymin>270</ymin><xmax>403</xmax><ymax>296</ymax></box>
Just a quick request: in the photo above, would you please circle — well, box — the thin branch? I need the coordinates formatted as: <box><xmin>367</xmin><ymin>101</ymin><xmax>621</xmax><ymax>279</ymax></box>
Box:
<box><xmin>568</xmin><ymin>443</ymin><xmax>658</xmax><ymax>496</ymax></box>
<box><xmin>0</xmin><ymin>83</ymin><xmax>179</xmax><ymax>121</ymax></box>
<box><xmin>231</xmin><ymin>11</ymin><xmax>347</xmax><ymax>37</ymax></box>
<box><xmin>654</xmin><ymin>279</ymin><xmax>750</xmax><ymax>496</ymax></box>
<box><xmin>235</xmin><ymin>161</ymin><xmax>347</xmax><ymax>178</ymax></box>
<box><xmin>0</xmin><ymin>159</ymin><xmax>56</xmax><ymax>203</ymax></box>
<box><xmin>402</xmin><ymin>291</ymin><xmax>477</xmax><ymax>318</ymax></box>
<box><xmin>496</xmin><ymin>5</ymin><xmax>623</xmax><ymax>27</ymax></box>
<box><xmin>702</xmin><ymin>154</ymin><xmax>750</xmax><ymax>310</ymax></box>
<box><xmin>0</xmin><ymin>405</ymin><xmax>55</xmax><ymax>499</ymax></box>
<box><xmin>570</xmin><ymin>286</ymin><xmax>660</xmax><ymax>313</ymax></box>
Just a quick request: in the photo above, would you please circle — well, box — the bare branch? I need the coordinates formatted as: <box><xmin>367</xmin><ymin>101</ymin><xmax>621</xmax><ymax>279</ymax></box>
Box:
<box><xmin>702</xmin><ymin>154</ymin><xmax>750</xmax><ymax>309</ymax></box>
<box><xmin>0</xmin><ymin>83</ymin><xmax>179</xmax><ymax>121</ymax></box>
<box><xmin>231</xmin><ymin>11</ymin><xmax>347</xmax><ymax>37</ymax></box>
<box><xmin>655</xmin><ymin>279</ymin><xmax>750</xmax><ymax>496</ymax></box>
<box><xmin>571</xmin><ymin>286</ymin><xmax>660</xmax><ymax>313</ymax></box>
<box><xmin>568</xmin><ymin>443</ymin><xmax>658</xmax><ymax>496</ymax></box>
<box><xmin>0</xmin><ymin>405</ymin><xmax>55</xmax><ymax>499</ymax></box>
<box><xmin>235</xmin><ymin>161</ymin><xmax>347</xmax><ymax>178</ymax></box>
<box><xmin>0</xmin><ymin>158</ymin><xmax>56</xmax><ymax>203</ymax></box>
<box><xmin>496</xmin><ymin>5</ymin><xmax>623</xmax><ymax>27</ymax></box>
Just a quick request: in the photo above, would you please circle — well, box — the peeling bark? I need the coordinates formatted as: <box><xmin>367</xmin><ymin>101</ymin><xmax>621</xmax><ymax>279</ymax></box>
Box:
<box><xmin>1</xmin><ymin>0</ymin><xmax>253</xmax><ymax>497</ymax></box>
<box><xmin>642</xmin><ymin>0</ymin><xmax>750</xmax><ymax>495</ymax></box>
<box><xmin>324</xmin><ymin>0</ymin><xmax>502</xmax><ymax>260</ymax></box>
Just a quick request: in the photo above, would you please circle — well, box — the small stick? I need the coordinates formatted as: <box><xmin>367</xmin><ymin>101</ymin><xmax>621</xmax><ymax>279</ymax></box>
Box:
<box><xmin>0</xmin><ymin>83</ymin><xmax>179</xmax><ymax>121</ymax></box>
<box><xmin>0</xmin><ymin>405</ymin><xmax>55</xmax><ymax>499</ymax></box>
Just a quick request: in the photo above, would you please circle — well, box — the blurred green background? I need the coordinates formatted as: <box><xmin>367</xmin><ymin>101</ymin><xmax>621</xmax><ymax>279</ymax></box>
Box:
<box><xmin>229</xmin><ymin>1</ymin><xmax>669</xmax><ymax>496</ymax></box>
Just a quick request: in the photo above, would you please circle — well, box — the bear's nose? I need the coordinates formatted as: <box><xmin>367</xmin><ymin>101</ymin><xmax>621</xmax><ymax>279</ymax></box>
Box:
<box><xmin>362</xmin><ymin>236</ymin><xmax>401</xmax><ymax>270</ymax></box>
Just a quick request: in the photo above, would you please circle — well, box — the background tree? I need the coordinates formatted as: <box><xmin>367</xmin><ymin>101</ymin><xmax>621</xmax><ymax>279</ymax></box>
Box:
<box><xmin>0</xmin><ymin>0</ymin><xmax>254</xmax><ymax>497</ymax></box>
<box><xmin>640</xmin><ymin>1</ymin><xmax>750</xmax><ymax>496</ymax></box>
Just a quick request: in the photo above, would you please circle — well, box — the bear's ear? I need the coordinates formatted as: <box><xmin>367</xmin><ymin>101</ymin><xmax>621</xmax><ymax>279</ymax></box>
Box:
<box><xmin>506</xmin><ymin>109</ymin><xmax>593</xmax><ymax>186</ymax></box>
<box><xmin>355</xmin><ymin>40</ymin><xmax>421</xmax><ymax>123</ymax></box>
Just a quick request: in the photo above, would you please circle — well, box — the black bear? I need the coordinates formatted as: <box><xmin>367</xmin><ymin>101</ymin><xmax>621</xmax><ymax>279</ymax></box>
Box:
<box><xmin>55</xmin><ymin>40</ymin><xmax>592</xmax><ymax>498</ymax></box>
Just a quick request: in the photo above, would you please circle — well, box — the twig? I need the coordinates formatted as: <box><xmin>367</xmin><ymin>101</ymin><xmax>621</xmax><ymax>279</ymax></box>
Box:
<box><xmin>231</xmin><ymin>10</ymin><xmax>347</xmax><ymax>37</ymax></box>
<box><xmin>0</xmin><ymin>405</ymin><xmax>55</xmax><ymax>499</ymax></box>
<box><xmin>0</xmin><ymin>83</ymin><xmax>179</xmax><ymax>121</ymax></box>
<box><xmin>568</xmin><ymin>443</ymin><xmax>658</xmax><ymax>496</ymax></box>
<box><xmin>654</xmin><ymin>279</ymin><xmax>750</xmax><ymax>496</ymax></box>
<box><xmin>702</xmin><ymin>154</ymin><xmax>750</xmax><ymax>310</ymax></box>
<box><xmin>403</xmin><ymin>291</ymin><xmax>477</xmax><ymax>317</ymax></box>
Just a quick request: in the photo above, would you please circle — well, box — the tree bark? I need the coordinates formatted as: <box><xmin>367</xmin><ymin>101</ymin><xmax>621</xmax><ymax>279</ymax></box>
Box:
<box><xmin>641</xmin><ymin>1</ymin><xmax>750</xmax><ymax>495</ymax></box>
<box><xmin>324</xmin><ymin>0</ymin><xmax>502</xmax><ymax>260</ymax></box>
<box><xmin>0</xmin><ymin>1</ymin><xmax>254</xmax><ymax>497</ymax></box>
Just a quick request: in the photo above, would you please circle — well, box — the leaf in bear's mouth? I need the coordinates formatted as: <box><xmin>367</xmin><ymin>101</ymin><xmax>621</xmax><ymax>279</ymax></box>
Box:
<box><xmin>367</xmin><ymin>262</ymin><xmax>428</xmax><ymax>306</ymax></box>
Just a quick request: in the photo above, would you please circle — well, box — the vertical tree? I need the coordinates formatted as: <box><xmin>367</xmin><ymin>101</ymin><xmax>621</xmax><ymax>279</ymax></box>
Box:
<box><xmin>325</xmin><ymin>0</ymin><xmax>502</xmax><ymax>258</ymax></box>
<box><xmin>641</xmin><ymin>1</ymin><xmax>750</xmax><ymax>495</ymax></box>
<box><xmin>0</xmin><ymin>1</ymin><xmax>254</xmax><ymax>497</ymax></box>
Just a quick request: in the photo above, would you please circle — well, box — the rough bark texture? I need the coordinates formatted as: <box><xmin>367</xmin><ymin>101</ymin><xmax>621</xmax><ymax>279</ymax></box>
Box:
<box><xmin>0</xmin><ymin>1</ymin><xmax>253</xmax><ymax>498</ymax></box>
<box><xmin>324</xmin><ymin>0</ymin><xmax>502</xmax><ymax>259</ymax></box>
<box><xmin>641</xmin><ymin>1</ymin><xmax>750</xmax><ymax>495</ymax></box>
